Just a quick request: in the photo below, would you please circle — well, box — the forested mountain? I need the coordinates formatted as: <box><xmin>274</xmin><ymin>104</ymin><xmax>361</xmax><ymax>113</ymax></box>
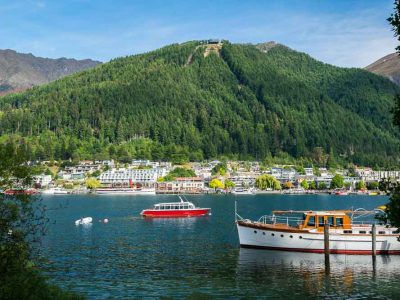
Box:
<box><xmin>366</xmin><ymin>52</ymin><xmax>400</xmax><ymax>85</ymax></box>
<box><xmin>0</xmin><ymin>41</ymin><xmax>399</xmax><ymax>167</ymax></box>
<box><xmin>0</xmin><ymin>49</ymin><xmax>100</xmax><ymax>95</ymax></box>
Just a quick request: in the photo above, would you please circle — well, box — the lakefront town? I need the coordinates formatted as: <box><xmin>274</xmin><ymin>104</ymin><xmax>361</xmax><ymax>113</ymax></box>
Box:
<box><xmin>5</xmin><ymin>1</ymin><xmax>400</xmax><ymax>299</ymax></box>
<box><xmin>19</xmin><ymin>157</ymin><xmax>397</xmax><ymax>196</ymax></box>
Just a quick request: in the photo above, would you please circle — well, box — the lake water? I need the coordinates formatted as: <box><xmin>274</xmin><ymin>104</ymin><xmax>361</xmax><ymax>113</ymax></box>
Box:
<box><xmin>40</xmin><ymin>194</ymin><xmax>400</xmax><ymax>299</ymax></box>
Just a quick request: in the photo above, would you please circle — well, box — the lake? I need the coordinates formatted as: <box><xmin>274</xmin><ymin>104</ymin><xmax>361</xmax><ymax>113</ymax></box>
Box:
<box><xmin>40</xmin><ymin>194</ymin><xmax>400</xmax><ymax>299</ymax></box>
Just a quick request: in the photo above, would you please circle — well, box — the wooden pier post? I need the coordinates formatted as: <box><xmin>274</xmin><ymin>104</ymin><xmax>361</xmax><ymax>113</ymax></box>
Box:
<box><xmin>372</xmin><ymin>223</ymin><xmax>376</xmax><ymax>256</ymax></box>
<box><xmin>324</xmin><ymin>220</ymin><xmax>330</xmax><ymax>275</ymax></box>
<box><xmin>324</xmin><ymin>221</ymin><xmax>330</xmax><ymax>255</ymax></box>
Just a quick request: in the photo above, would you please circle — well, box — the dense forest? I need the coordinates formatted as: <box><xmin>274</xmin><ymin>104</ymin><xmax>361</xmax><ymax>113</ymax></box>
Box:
<box><xmin>0</xmin><ymin>41</ymin><xmax>399</xmax><ymax>167</ymax></box>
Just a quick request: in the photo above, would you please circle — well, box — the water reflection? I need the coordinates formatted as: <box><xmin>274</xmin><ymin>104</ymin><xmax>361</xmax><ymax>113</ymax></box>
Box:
<box><xmin>237</xmin><ymin>248</ymin><xmax>400</xmax><ymax>297</ymax></box>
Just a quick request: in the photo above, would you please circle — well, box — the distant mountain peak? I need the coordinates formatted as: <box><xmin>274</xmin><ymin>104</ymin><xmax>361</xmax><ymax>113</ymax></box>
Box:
<box><xmin>365</xmin><ymin>53</ymin><xmax>400</xmax><ymax>85</ymax></box>
<box><xmin>0</xmin><ymin>49</ymin><xmax>101</xmax><ymax>95</ymax></box>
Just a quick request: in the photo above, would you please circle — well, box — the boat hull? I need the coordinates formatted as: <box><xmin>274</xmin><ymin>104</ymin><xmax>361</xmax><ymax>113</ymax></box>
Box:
<box><xmin>141</xmin><ymin>208</ymin><xmax>210</xmax><ymax>218</ymax></box>
<box><xmin>237</xmin><ymin>222</ymin><xmax>400</xmax><ymax>255</ymax></box>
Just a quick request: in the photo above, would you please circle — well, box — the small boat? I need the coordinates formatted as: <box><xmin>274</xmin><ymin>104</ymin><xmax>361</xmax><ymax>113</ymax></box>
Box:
<box><xmin>140</xmin><ymin>196</ymin><xmax>210</xmax><ymax>218</ymax></box>
<box><xmin>369</xmin><ymin>191</ymin><xmax>379</xmax><ymax>196</ymax></box>
<box><xmin>42</xmin><ymin>187</ymin><xmax>68</xmax><ymax>195</ymax></box>
<box><xmin>3</xmin><ymin>188</ymin><xmax>38</xmax><ymax>195</ymax></box>
<box><xmin>96</xmin><ymin>187</ymin><xmax>156</xmax><ymax>195</ymax></box>
<box><xmin>236</xmin><ymin>208</ymin><xmax>400</xmax><ymax>255</ymax></box>
<box><xmin>282</xmin><ymin>188</ymin><xmax>306</xmax><ymax>195</ymax></box>
<box><xmin>75</xmin><ymin>217</ymin><xmax>93</xmax><ymax>225</ymax></box>
<box><xmin>335</xmin><ymin>190</ymin><xmax>348</xmax><ymax>196</ymax></box>
<box><xmin>231</xmin><ymin>188</ymin><xmax>256</xmax><ymax>195</ymax></box>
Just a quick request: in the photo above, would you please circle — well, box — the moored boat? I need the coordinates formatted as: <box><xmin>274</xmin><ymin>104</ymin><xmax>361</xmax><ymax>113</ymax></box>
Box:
<box><xmin>3</xmin><ymin>188</ymin><xmax>38</xmax><ymax>195</ymax></box>
<box><xmin>236</xmin><ymin>208</ymin><xmax>400</xmax><ymax>255</ymax></box>
<box><xmin>140</xmin><ymin>196</ymin><xmax>210</xmax><ymax>218</ymax></box>
<box><xmin>334</xmin><ymin>190</ymin><xmax>348</xmax><ymax>195</ymax></box>
<box><xmin>232</xmin><ymin>187</ymin><xmax>256</xmax><ymax>195</ymax></box>
<box><xmin>96</xmin><ymin>187</ymin><xmax>156</xmax><ymax>195</ymax></box>
<box><xmin>42</xmin><ymin>187</ymin><xmax>68</xmax><ymax>195</ymax></box>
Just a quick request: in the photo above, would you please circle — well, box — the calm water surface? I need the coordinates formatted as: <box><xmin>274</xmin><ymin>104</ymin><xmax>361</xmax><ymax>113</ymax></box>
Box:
<box><xmin>40</xmin><ymin>194</ymin><xmax>400</xmax><ymax>299</ymax></box>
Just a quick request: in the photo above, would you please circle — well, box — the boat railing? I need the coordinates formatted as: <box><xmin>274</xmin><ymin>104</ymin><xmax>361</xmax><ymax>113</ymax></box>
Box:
<box><xmin>258</xmin><ymin>215</ymin><xmax>303</xmax><ymax>227</ymax></box>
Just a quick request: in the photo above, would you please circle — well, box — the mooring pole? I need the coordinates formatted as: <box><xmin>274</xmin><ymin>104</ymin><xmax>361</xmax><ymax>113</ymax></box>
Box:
<box><xmin>372</xmin><ymin>223</ymin><xmax>376</xmax><ymax>257</ymax></box>
<box><xmin>324</xmin><ymin>220</ymin><xmax>330</xmax><ymax>274</ymax></box>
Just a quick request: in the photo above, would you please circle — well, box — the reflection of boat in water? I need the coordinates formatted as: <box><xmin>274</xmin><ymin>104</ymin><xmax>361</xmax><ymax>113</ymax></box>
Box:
<box><xmin>232</xmin><ymin>188</ymin><xmax>256</xmax><ymax>195</ymax></box>
<box><xmin>236</xmin><ymin>208</ymin><xmax>400</xmax><ymax>254</ymax></box>
<box><xmin>238</xmin><ymin>247</ymin><xmax>399</xmax><ymax>270</ymax></box>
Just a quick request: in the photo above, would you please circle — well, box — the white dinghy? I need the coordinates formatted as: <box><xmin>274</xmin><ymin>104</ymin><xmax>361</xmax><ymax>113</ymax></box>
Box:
<box><xmin>75</xmin><ymin>217</ymin><xmax>93</xmax><ymax>225</ymax></box>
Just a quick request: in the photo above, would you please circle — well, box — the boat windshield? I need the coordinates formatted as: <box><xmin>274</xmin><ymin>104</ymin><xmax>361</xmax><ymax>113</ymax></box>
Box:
<box><xmin>154</xmin><ymin>202</ymin><xmax>195</xmax><ymax>210</ymax></box>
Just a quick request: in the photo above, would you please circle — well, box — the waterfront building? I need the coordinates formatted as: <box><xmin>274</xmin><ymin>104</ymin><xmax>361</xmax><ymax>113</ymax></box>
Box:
<box><xmin>271</xmin><ymin>167</ymin><xmax>296</xmax><ymax>182</ymax></box>
<box><xmin>304</xmin><ymin>168</ymin><xmax>314</xmax><ymax>176</ymax></box>
<box><xmin>316</xmin><ymin>174</ymin><xmax>334</xmax><ymax>188</ymax></box>
<box><xmin>156</xmin><ymin>177</ymin><xmax>205</xmax><ymax>194</ymax></box>
<box><xmin>99</xmin><ymin>168</ymin><xmax>167</xmax><ymax>187</ymax></box>
<box><xmin>33</xmin><ymin>174</ymin><xmax>52</xmax><ymax>187</ymax></box>
<box><xmin>355</xmin><ymin>167</ymin><xmax>400</xmax><ymax>183</ymax></box>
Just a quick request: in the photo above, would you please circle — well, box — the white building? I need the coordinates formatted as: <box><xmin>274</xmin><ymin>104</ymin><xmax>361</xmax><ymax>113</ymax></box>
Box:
<box><xmin>33</xmin><ymin>175</ymin><xmax>52</xmax><ymax>187</ymax></box>
<box><xmin>156</xmin><ymin>177</ymin><xmax>205</xmax><ymax>194</ymax></box>
<box><xmin>99</xmin><ymin>168</ymin><xmax>167</xmax><ymax>186</ymax></box>
<box><xmin>355</xmin><ymin>168</ymin><xmax>400</xmax><ymax>183</ymax></box>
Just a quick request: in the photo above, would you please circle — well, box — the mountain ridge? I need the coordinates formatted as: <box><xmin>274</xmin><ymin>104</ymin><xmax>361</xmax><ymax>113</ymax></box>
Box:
<box><xmin>0</xmin><ymin>41</ymin><xmax>398</xmax><ymax>167</ymax></box>
<box><xmin>0</xmin><ymin>49</ymin><xmax>101</xmax><ymax>95</ymax></box>
<box><xmin>365</xmin><ymin>52</ymin><xmax>400</xmax><ymax>85</ymax></box>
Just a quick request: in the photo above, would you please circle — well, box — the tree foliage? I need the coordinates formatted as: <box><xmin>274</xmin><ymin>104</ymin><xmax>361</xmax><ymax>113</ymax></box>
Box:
<box><xmin>0</xmin><ymin>140</ymin><xmax>82</xmax><ymax>299</ymax></box>
<box><xmin>300</xmin><ymin>180</ymin><xmax>309</xmax><ymax>190</ymax></box>
<box><xmin>0</xmin><ymin>41</ymin><xmax>398</xmax><ymax>166</ymax></box>
<box><xmin>163</xmin><ymin>167</ymin><xmax>196</xmax><ymax>181</ymax></box>
<box><xmin>85</xmin><ymin>177</ymin><xmax>101</xmax><ymax>189</ymax></box>
<box><xmin>255</xmin><ymin>174</ymin><xmax>281</xmax><ymax>190</ymax></box>
<box><xmin>209</xmin><ymin>179</ymin><xmax>224</xmax><ymax>190</ymax></box>
<box><xmin>224</xmin><ymin>179</ymin><xmax>235</xmax><ymax>189</ymax></box>
<box><xmin>330</xmin><ymin>174</ymin><xmax>344</xmax><ymax>189</ymax></box>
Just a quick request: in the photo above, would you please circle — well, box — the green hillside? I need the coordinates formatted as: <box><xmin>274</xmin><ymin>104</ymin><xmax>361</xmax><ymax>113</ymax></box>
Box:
<box><xmin>0</xmin><ymin>41</ymin><xmax>399</xmax><ymax>167</ymax></box>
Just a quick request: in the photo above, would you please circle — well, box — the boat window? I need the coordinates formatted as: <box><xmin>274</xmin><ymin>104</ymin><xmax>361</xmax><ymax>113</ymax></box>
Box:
<box><xmin>254</xmin><ymin>230</ymin><xmax>257</xmax><ymax>234</ymax></box>
<box><xmin>379</xmin><ymin>231</ymin><xmax>386</xmax><ymax>234</ymax></box>
<box><xmin>359</xmin><ymin>231</ymin><xmax>366</xmax><ymax>234</ymax></box>
<box><xmin>307</xmin><ymin>216</ymin><xmax>316</xmax><ymax>227</ymax></box>
<box><xmin>271</xmin><ymin>233</ymin><xmax>275</xmax><ymax>236</ymax></box>
<box><xmin>328</xmin><ymin>217</ymin><xmax>334</xmax><ymax>226</ymax></box>
<box><xmin>160</xmin><ymin>205</ymin><xmax>164</xmax><ymax>210</ymax></box>
<box><xmin>336</xmin><ymin>217</ymin><xmax>344</xmax><ymax>227</ymax></box>
<box><xmin>318</xmin><ymin>216</ymin><xmax>324</xmax><ymax>227</ymax></box>
<box><xmin>175</xmin><ymin>205</ymin><xmax>179</xmax><ymax>210</ymax></box>
<box><xmin>299</xmin><ymin>236</ymin><xmax>303</xmax><ymax>239</ymax></box>
<box><xmin>344</xmin><ymin>230</ymin><xmax>352</xmax><ymax>234</ymax></box>
<box><xmin>262</xmin><ymin>232</ymin><xmax>265</xmax><ymax>235</ymax></box>
<box><xmin>280</xmin><ymin>234</ymin><xmax>284</xmax><ymax>238</ymax></box>
<box><xmin>290</xmin><ymin>235</ymin><xmax>293</xmax><ymax>238</ymax></box>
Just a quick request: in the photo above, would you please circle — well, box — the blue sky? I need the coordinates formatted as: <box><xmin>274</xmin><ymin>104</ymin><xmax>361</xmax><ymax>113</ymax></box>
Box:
<box><xmin>0</xmin><ymin>0</ymin><xmax>397</xmax><ymax>67</ymax></box>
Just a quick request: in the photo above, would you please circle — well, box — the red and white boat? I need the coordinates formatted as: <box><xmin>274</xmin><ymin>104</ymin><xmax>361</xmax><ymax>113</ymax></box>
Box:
<box><xmin>236</xmin><ymin>208</ymin><xmax>400</xmax><ymax>255</ymax></box>
<box><xmin>3</xmin><ymin>188</ymin><xmax>38</xmax><ymax>195</ymax></box>
<box><xmin>140</xmin><ymin>196</ymin><xmax>210</xmax><ymax>218</ymax></box>
<box><xmin>335</xmin><ymin>190</ymin><xmax>349</xmax><ymax>196</ymax></box>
